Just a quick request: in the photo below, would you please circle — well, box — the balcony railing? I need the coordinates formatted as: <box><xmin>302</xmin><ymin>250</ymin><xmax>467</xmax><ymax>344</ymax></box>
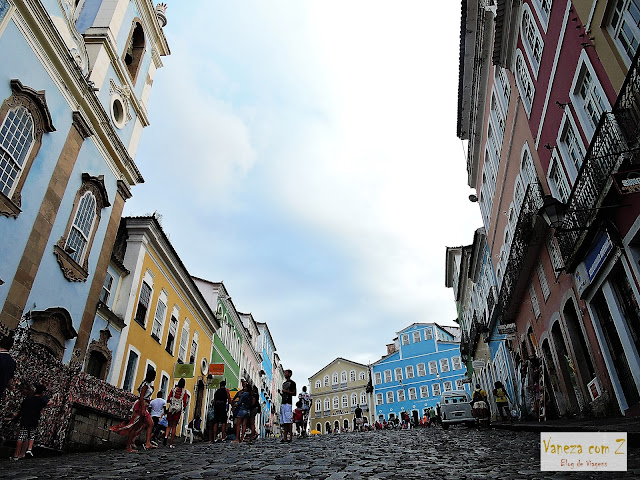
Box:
<box><xmin>491</xmin><ymin>181</ymin><xmax>544</xmax><ymax>329</ymax></box>
<box><xmin>557</xmin><ymin>47</ymin><xmax>640</xmax><ymax>265</ymax></box>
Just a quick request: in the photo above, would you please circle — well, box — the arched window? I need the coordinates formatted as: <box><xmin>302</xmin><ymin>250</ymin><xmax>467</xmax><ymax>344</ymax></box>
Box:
<box><xmin>324</xmin><ymin>398</ymin><xmax>330</xmax><ymax>411</ymax></box>
<box><xmin>315</xmin><ymin>380</ymin><xmax>321</xmax><ymax>389</ymax></box>
<box><xmin>178</xmin><ymin>319</ymin><xmax>190</xmax><ymax>362</ymax></box>
<box><xmin>54</xmin><ymin>173</ymin><xmax>110</xmax><ymax>281</ymax></box>
<box><xmin>359</xmin><ymin>371</ymin><xmax>366</xmax><ymax>380</ymax></box>
<box><xmin>323</xmin><ymin>375</ymin><xmax>329</xmax><ymax>387</ymax></box>
<box><xmin>0</xmin><ymin>80</ymin><xmax>55</xmax><ymax>218</ymax></box>
<box><xmin>521</xmin><ymin>145</ymin><xmax>537</xmax><ymax>186</ymax></box>
<box><xmin>332</xmin><ymin>373</ymin><xmax>338</xmax><ymax>384</ymax></box>
<box><xmin>361</xmin><ymin>391</ymin><xmax>366</xmax><ymax>405</ymax></box>
<box><xmin>342</xmin><ymin>395</ymin><xmax>348</xmax><ymax>408</ymax></box>
<box><xmin>521</xmin><ymin>5</ymin><xmax>544</xmax><ymax>75</ymax></box>
<box><xmin>315</xmin><ymin>399</ymin><xmax>321</xmax><ymax>412</ymax></box>
<box><xmin>351</xmin><ymin>393</ymin><xmax>358</xmax><ymax>406</ymax></box>
<box><xmin>349</xmin><ymin>370</ymin><xmax>356</xmax><ymax>382</ymax></box>
<box><xmin>124</xmin><ymin>21</ymin><xmax>145</xmax><ymax>84</ymax></box>
<box><xmin>515</xmin><ymin>50</ymin><xmax>535</xmax><ymax>115</ymax></box>
<box><xmin>333</xmin><ymin>396</ymin><xmax>339</xmax><ymax>409</ymax></box>
<box><xmin>340</xmin><ymin>371</ymin><xmax>347</xmax><ymax>383</ymax></box>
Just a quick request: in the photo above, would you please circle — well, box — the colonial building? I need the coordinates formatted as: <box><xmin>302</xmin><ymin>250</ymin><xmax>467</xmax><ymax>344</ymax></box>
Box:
<box><xmin>309</xmin><ymin>358</ymin><xmax>371</xmax><ymax>434</ymax></box>
<box><xmin>456</xmin><ymin>0</ymin><xmax>640</xmax><ymax>419</ymax></box>
<box><xmin>107</xmin><ymin>216</ymin><xmax>219</xmax><ymax>435</ymax></box>
<box><xmin>372</xmin><ymin>324</ymin><xmax>468</xmax><ymax>423</ymax></box>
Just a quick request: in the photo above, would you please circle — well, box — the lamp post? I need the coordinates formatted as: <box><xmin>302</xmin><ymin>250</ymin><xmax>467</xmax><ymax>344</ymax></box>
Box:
<box><xmin>537</xmin><ymin>194</ymin><xmax>626</xmax><ymax>233</ymax></box>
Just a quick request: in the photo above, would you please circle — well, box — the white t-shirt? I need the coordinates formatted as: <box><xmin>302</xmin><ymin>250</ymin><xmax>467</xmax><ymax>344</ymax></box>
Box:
<box><xmin>149</xmin><ymin>398</ymin><xmax>167</xmax><ymax>418</ymax></box>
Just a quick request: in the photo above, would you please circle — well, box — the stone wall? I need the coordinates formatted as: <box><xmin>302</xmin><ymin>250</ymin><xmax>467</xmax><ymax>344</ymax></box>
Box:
<box><xmin>64</xmin><ymin>404</ymin><xmax>128</xmax><ymax>452</ymax></box>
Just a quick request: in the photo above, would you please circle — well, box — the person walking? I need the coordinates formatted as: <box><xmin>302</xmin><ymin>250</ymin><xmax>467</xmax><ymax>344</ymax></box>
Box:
<box><xmin>165</xmin><ymin>378</ymin><xmax>188</xmax><ymax>448</ymax></box>
<box><xmin>493</xmin><ymin>381</ymin><xmax>512</xmax><ymax>422</ymax></box>
<box><xmin>298</xmin><ymin>386</ymin><xmax>311</xmax><ymax>437</ymax></box>
<box><xmin>7</xmin><ymin>384</ymin><xmax>52</xmax><ymax>460</ymax></box>
<box><xmin>248</xmin><ymin>384</ymin><xmax>260</xmax><ymax>440</ymax></box>
<box><xmin>354</xmin><ymin>404</ymin><xmax>363</xmax><ymax>432</ymax></box>
<box><xmin>232</xmin><ymin>379</ymin><xmax>253</xmax><ymax>443</ymax></box>
<box><xmin>279</xmin><ymin>369</ymin><xmax>296</xmax><ymax>443</ymax></box>
<box><xmin>471</xmin><ymin>384</ymin><xmax>490</xmax><ymax>428</ymax></box>
<box><xmin>210</xmin><ymin>380</ymin><xmax>231</xmax><ymax>442</ymax></box>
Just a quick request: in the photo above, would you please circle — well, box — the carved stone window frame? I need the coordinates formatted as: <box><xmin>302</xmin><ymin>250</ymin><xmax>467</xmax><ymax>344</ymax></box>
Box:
<box><xmin>123</xmin><ymin>19</ymin><xmax>146</xmax><ymax>86</ymax></box>
<box><xmin>29</xmin><ymin>307</ymin><xmax>77</xmax><ymax>361</ymax></box>
<box><xmin>54</xmin><ymin>173</ymin><xmax>110</xmax><ymax>282</ymax></box>
<box><xmin>0</xmin><ymin>79</ymin><xmax>55</xmax><ymax>218</ymax></box>
<box><xmin>84</xmin><ymin>326</ymin><xmax>113</xmax><ymax>380</ymax></box>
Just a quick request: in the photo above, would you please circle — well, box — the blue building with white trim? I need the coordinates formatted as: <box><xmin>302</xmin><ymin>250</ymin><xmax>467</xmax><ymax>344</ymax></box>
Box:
<box><xmin>372</xmin><ymin>323</ymin><xmax>469</xmax><ymax>423</ymax></box>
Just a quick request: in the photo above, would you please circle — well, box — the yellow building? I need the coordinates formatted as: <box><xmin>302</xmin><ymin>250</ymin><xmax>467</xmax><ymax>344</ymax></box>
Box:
<box><xmin>108</xmin><ymin>216</ymin><xmax>220</xmax><ymax>435</ymax></box>
<box><xmin>309</xmin><ymin>358</ymin><xmax>372</xmax><ymax>434</ymax></box>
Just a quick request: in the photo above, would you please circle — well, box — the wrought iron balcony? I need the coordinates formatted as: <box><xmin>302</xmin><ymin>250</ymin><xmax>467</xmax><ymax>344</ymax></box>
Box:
<box><xmin>490</xmin><ymin>181</ymin><xmax>545</xmax><ymax>330</ymax></box>
<box><xmin>557</xmin><ymin>47</ymin><xmax>640</xmax><ymax>266</ymax></box>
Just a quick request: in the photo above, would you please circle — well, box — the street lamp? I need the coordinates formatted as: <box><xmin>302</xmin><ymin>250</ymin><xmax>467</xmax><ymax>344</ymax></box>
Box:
<box><xmin>537</xmin><ymin>194</ymin><xmax>625</xmax><ymax>233</ymax></box>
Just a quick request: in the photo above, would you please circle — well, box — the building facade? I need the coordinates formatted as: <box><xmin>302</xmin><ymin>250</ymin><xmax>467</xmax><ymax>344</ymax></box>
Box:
<box><xmin>309</xmin><ymin>358</ymin><xmax>371</xmax><ymax>434</ymax></box>
<box><xmin>372</xmin><ymin>324</ymin><xmax>468</xmax><ymax>423</ymax></box>
<box><xmin>456</xmin><ymin>0</ymin><xmax>640</xmax><ymax>419</ymax></box>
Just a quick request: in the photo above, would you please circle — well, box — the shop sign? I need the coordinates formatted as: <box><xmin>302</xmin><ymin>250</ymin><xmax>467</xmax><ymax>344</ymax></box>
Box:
<box><xmin>497</xmin><ymin>323</ymin><xmax>517</xmax><ymax>335</ymax></box>
<box><xmin>472</xmin><ymin>359</ymin><xmax>485</xmax><ymax>369</ymax></box>
<box><xmin>173</xmin><ymin>362</ymin><xmax>195</xmax><ymax>379</ymax></box>
<box><xmin>613</xmin><ymin>169</ymin><xmax>640</xmax><ymax>195</ymax></box>
<box><xmin>576</xmin><ymin>232</ymin><xmax>613</xmax><ymax>296</ymax></box>
<box><xmin>209</xmin><ymin>363</ymin><xmax>225</xmax><ymax>376</ymax></box>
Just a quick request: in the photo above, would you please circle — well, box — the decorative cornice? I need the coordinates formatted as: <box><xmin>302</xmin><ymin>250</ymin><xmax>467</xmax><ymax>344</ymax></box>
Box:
<box><xmin>81</xmin><ymin>172</ymin><xmax>111</xmax><ymax>208</ymax></box>
<box><xmin>116</xmin><ymin>179</ymin><xmax>133</xmax><ymax>201</ymax></box>
<box><xmin>53</xmin><ymin>243</ymin><xmax>88</xmax><ymax>282</ymax></box>
<box><xmin>10</xmin><ymin>79</ymin><xmax>55</xmax><ymax>132</ymax></box>
<box><xmin>72</xmin><ymin>110</ymin><xmax>93</xmax><ymax>139</ymax></box>
<box><xmin>96</xmin><ymin>302</ymin><xmax>126</xmax><ymax>330</ymax></box>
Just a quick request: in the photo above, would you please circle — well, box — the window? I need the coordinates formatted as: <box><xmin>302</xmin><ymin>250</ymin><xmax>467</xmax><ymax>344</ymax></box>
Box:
<box><xmin>376</xmin><ymin>393</ymin><xmax>384</xmax><ymax>405</ymax></box>
<box><xmin>515</xmin><ymin>50</ymin><xmax>535</xmax><ymax>115</ymax></box>
<box><xmin>532</xmin><ymin>0</ymin><xmax>553</xmax><ymax>30</ymax></box>
<box><xmin>384</xmin><ymin>370</ymin><xmax>392</xmax><ymax>383</ymax></box>
<box><xmin>424</xmin><ymin>328</ymin><xmax>433</xmax><ymax>340</ymax></box>
<box><xmin>351</xmin><ymin>393</ymin><xmax>358</xmax><ymax>406</ymax></box>
<box><xmin>386</xmin><ymin>391</ymin><xmax>394</xmax><ymax>403</ymax></box>
<box><xmin>443</xmin><ymin>381</ymin><xmax>453</xmax><ymax>392</ymax></box>
<box><xmin>397</xmin><ymin>390</ymin><xmax>405</xmax><ymax>402</ymax></box>
<box><xmin>609</xmin><ymin>0</ymin><xmax>640</xmax><ymax>65</ymax></box>
<box><xmin>324</xmin><ymin>398</ymin><xmax>330</xmax><ymax>411</ymax></box>
<box><xmin>166</xmin><ymin>315</ymin><xmax>178</xmax><ymax>354</ymax></box>
<box><xmin>522</xmin><ymin>6</ymin><xmax>544</xmax><ymax>75</ymax></box>
<box><xmin>341</xmin><ymin>371</ymin><xmax>347</xmax><ymax>383</ymax></box>
<box><xmin>456</xmin><ymin>379</ymin><xmax>465</xmax><ymax>390</ymax></box>
<box><xmin>548</xmin><ymin>155</ymin><xmax>571</xmax><ymax>203</ymax></box>
<box><xmin>123</xmin><ymin>22</ymin><xmax>146</xmax><ymax>84</ymax></box>
<box><xmin>452</xmin><ymin>356</ymin><xmax>462</xmax><ymax>370</ymax></box>
<box><xmin>521</xmin><ymin>145</ymin><xmax>537</xmax><ymax>186</ymax></box>
<box><xmin>315</xmin><ymin>380</ymin><xmax>321</xmax><ymax>389</ymax></box>
<box><xmin>408</xmin><ymin>387</ymin><xmax>417</xmax><ymax>400</ymax></box>
<box><xmin>440</xmin><ymin>358</ymin><xmax>450</xmax><ymax>373</ymax></box>
<box><xmin>537</xmin><ymin>262</ymin><xmax>550</xmax><ymax>300</ymax></box>
<box><xmin>547</xmin><ymin>234</ymin><xmax>563</xmax><ymax>273</ymax></box>
<box><xmin>190</xmin><ymin>331</ymin><xmax>198</xmax><ymax>363</ymax></box>
<box><xmin>134</xmin><ymin>281</ymin><xmax>152</xmax><ymax>327</ymax></box>
<box><xmin>490</xmin><ymin>94</ymin><xmax>506</xmax><ymax>144</ymax></box>
<box><xmin>64</xmin><ymin>190</ymin><xmax>97</xmax><ymax>266</ymax></box>
<box><xmin>394</xmin><ymin>368</ymin><xmax>403</xmax><ymax>381</ymax></box>
<box><xmin>428</xmin><ymin>361</ymin><xmax>438</xmax><ymax>375</ymax></box>
<box><xmin>571</xmin><ymin>57</ymin><xmax>609</xmax><ymax>139</ymax></box>
<box><xmin>122</xmin><ymin>349</ymin><xmax>139</xmax><ymax>392</ymax></box>
<box><xmin>349</xmin><ymin>370</ymin><xmax>356</xmax><ymax>382</ymax></box>
<box><xmin>401</xmin><ymin>334</ymin><xmax>409</xmax><ymax>345</ymax></box>
<box><xmin>405</xmin><ymin>365</ymin><xmax>415</xmax><ymax>379</ymax></box>
<box><xmin>432</xmin><ymin>383</ymin><xmax>441</xmax><ymax>397</ymax></box>
<box><xmin>332</xmin><ymin>373</ymin><xmax>339</xmax><ymax>384</ymax></box>
<box><xmin>151</xmin><ymin>296</ymin><xmax>167</xmax><ymax>340</ymax></box>
<box><xmin>558</xmin><ymin>116</ymin><xmax>584</xmax><ymax>182</ymax></box>
<box><xmin>359</xmin><ymin>371</ymin><xmax>366</xmax><ymax>380</ymax></box>
<box><xmin>496</xmin><ymin>66</ymin><xmax>511</xmax><ymax>110</ymax></box>
<box><xmin>160</xmin><ymin>373</ymin><xmax>169</xmax><ymax>399</ymax></box>
<box><xmin>412</xmin><ymin>331</ymin><xmax>421</xmax><ymax>343</ymax></box>
<box><xmin>417</xmin><ymin>363</ymin><xmax>426</xmax><ymax>376</ymax></box>
<box><xmin>420</xmin><ymin>386</ymin><xmax>429</xmax><ymax>398</ymax></box>
<box><xmin>316</xmin><ymin>399</ymin><xmax>322</xmax><ymax>411</ymax></box>
<box><xmin>178</xmin><ymin>319</ymin><xmax>189</xmax><ymax>362</ymax></box>
<box><xmin>342</xmin><ymin>395</ymin><xmax>348</xmax><ymax>408</ymax></box>
<box><xmin>530</xmin><ymin>284</ymin><xmax>541</xmax><ymax>318</ymax></box>
<box><xmin>324</xmin><ymin>375</ymin><xmax>329</xmax><ymax>387</ymax></box>
<box><xmin>0</xmin><ymin>80</ymin><xmax>55</xmax><ymax>218</ymax></box>
<box><xmin>514</xmin><ymin>177</ymin><xmax>525</xmax><ymax>211</ymax></box>
<box><xmin>375</xmin><ymin>372</ymin><xmax>382</xmax><ymax>385</ymax></box>
<box><xmin>100</xmin><ymin>272</ymin><xmax>114</xmax><ymax>304</ymax></box>
<box><xmin>333</xmin><ymin>396</ymin><xmax>339</xmax><ymax>409</ymax></box>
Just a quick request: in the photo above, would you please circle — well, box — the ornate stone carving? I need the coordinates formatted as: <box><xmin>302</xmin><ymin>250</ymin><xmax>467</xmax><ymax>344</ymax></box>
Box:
<box><xmin>85</xmin><ymin>327</ymin><xmax>113</xmax><ymax>380</ymax></box>
<box><xmin>109</xmin><ymin>79</ymin><xmax>132</xmax><ymax>123</ymax></box>
<box><xmin>29</xmin><ymin>307</ymin><xmax>78</xmax><ymax>361</ymax></box>
<box><xmin>156</xmin><ymin>3</ymin><xmax>168</xmax><ymax>27</ymax></box>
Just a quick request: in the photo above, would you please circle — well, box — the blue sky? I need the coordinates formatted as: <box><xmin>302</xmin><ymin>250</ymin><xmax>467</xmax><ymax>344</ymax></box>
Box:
<box><xmin>124</xmin><ymin>1</ymin><xmax>482</xmax><ymax>387</ymax></box>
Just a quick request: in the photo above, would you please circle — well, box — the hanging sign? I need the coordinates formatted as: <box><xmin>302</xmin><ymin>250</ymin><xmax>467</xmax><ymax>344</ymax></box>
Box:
<box><xmin>173</xmin><ymin>362</ymin><xmax>195</xmax><ymax>379</ymax></box>
<box><xmin>208</xmin><ymin>363</ymin><xmax>225</xmax><ymax>376</ymax></box>
<box><xmin>472</xmin><ymin>359</ymin><xmax>485</xmax><ymax>369</ymax></box>
<box><xmin>497</xmin><ymin>323</ymin><xmax>517</xmax><ymax>335</ymax></box>
<box><xmin>613</xmin><ymin>169</ymin><xmax>640</xmax><ymax>195</ymax></box>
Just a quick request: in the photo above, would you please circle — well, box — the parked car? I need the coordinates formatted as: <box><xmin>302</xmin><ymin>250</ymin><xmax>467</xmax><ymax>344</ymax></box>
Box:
<box><xmin>440</xmin><ymin>390</ymin><xmax>475</xmax><ymax>430</ymax></box>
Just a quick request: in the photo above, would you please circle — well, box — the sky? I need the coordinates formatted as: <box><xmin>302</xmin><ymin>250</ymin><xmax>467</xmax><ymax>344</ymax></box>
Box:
<box><xmin>124</xmin><ymin>0</ymin><xmax>482</xmax><ymax>388</ymax></box>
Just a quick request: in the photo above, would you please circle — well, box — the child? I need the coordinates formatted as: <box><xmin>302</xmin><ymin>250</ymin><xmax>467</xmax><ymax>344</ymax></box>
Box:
<box><xmin>293</xmin><ymin>401</ymin><xmax>304</xmax><ymax>436</ymax></box>
<box><xmin>9</xmin><ymin>384</ymin><xmax>52</xmax><ymax>460</ymax></box>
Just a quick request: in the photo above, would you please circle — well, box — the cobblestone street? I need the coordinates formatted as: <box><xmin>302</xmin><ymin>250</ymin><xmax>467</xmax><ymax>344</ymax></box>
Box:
<box><xmin>3</xmin><ymin>428</ymin><xmax>639</xmax><ymax>479</ymax></box>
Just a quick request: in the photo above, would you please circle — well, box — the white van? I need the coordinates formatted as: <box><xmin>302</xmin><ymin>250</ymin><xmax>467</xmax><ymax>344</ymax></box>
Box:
<box><xmin>440</xmin><ymin>390</ymin><xmax>475</xmax><ymax>430</ymax></box>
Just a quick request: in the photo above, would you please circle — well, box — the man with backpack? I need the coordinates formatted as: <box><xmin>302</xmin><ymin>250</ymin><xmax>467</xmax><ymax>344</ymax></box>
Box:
<box><xmin>165</xmin><ymin>378</ymin><xmax>187</xmax><ymax>448</ymax></box>
<box><xmin>298</xmin><ymin>385</ymin><xmax>311</xmax><ymax>437</ymax></box>
<box><xmin>210</xmin><ymin>380</ymin><xmax>231</xmax><ymax>442</ymax></box>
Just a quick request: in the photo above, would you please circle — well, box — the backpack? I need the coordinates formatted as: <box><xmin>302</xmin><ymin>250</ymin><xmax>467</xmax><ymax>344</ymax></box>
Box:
<box><xmin>168</xmin><ymin>388</ymin><xmax>186</xmax><ymax>414</ymax></box>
